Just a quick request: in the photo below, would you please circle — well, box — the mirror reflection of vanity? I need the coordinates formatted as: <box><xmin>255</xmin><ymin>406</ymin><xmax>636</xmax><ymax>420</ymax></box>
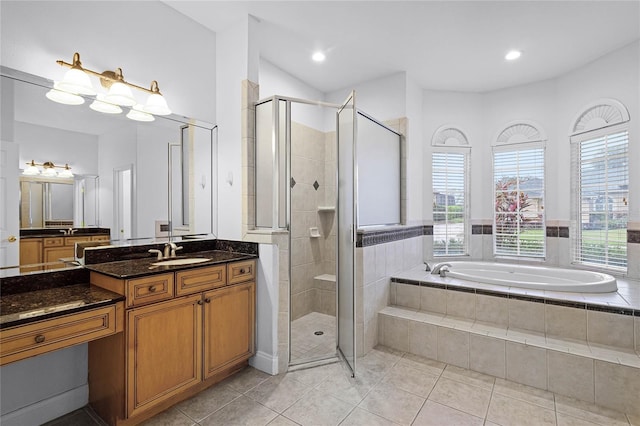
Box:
<box><xmin>0</xmin><ymin>66</ymin><xmax>217</xmax><ymax>273</ymax></box>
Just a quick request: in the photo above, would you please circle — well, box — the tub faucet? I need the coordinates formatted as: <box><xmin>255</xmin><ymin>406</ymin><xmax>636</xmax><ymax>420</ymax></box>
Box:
<box><xmin>431</xmin><ymin>263</ymin><xmax>451</xmax><ymax>277</ymax></box>
<box><xmin>424</xmin><ymin>262</ymin><xmax>431</xmax><ymax>272</ymax></box>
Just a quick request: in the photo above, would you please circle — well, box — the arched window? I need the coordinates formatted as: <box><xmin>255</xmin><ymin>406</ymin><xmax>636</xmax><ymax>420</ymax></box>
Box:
<box><xmin>570</xmin><ymin>99</ymin><xmax>630</xmax><ymax>270</ymax></box>
<box><xmin>431</xmin><ymin>125</ymin><xmax>470</xmax><ymax>256</ymax></box>
<box><xmin>493</xmin><ymin>121</ymin><xmax>546</xmax><ymax>258</ymax></box>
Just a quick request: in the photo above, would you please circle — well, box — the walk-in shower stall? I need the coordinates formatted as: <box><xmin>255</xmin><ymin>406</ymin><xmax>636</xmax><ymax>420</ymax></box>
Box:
<box><xmin>255</xmin><ymin>94</ymin><xmax>401</xmax><ymax>374</ymax></box>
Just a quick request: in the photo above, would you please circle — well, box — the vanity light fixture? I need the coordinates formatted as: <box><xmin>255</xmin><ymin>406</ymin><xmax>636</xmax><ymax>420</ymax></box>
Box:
<box><xmin>22</xmin><ymin>160</ymin><xmax>74</xmax><ymax>178</ymax></box>
<box><xmin>126</xmin><ymin>105</ymin><xmax>155</xmax><ymax>122</ymax></box>
<box><xmin>48</xmin><ymin>52</ymin><xmax>172</xmax><ymax>118</ymax></box>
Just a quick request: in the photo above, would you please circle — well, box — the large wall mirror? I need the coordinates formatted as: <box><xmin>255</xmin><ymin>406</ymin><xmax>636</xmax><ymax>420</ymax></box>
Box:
<box><xmin>0</xmin><ymin>66</ymin><xmax>217</xmax><ymax>273</ymax></box>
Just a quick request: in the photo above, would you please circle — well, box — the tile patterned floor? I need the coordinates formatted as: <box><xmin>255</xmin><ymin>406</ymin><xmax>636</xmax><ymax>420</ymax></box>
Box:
<box><xmin>290</xmin><ymin>312</ymin><xmax>336</xmax><ymax>363</ymax></box>
<box><xmin>47</xmin><ymin>346</ymin><xmax>639</xmax><ymax>426</ymax></box>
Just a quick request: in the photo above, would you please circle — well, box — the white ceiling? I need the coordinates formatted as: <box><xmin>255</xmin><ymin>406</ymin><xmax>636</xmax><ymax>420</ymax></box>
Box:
<box><xmin>165</xmin><ymin>1</ymin><xmax>640</xmax><ymax>93</ymax></box>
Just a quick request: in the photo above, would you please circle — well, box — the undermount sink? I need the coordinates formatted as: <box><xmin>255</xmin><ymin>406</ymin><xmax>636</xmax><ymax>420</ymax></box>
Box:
<box><xmin>151</xmin><ymin>258</ymin><xmax>211</xmax><ymax>266</ymax></box>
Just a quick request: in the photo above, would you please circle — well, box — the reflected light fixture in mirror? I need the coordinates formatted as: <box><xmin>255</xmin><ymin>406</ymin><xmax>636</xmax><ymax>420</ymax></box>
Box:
<box><xmin>23</xmin><ymin>160</ymin><xmax>74</xmax><ymax>178</ymax></box>
<box><xmin>47</xmin><ymin>52</ymin><xmax>171</xmax><ymax>119</ymax></box>
<box><xmin>127</xmin><ymin>105</ymin><xmax>155</xmax><ymax>122</ymax></box>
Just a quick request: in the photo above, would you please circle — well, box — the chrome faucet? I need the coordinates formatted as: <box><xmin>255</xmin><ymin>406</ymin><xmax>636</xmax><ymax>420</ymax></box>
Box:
<box><xmin>424</xmin><ymin>262</ymin><xmax>431</xmax><ymax>272</ymax></box>
<box><xmin>165</xmin><ymin>242</ymin><xmax>183</xmax><ymax>258</ymax></box>
<box><xmin>431</xmin><ymin>262</ymin><xmax>451</xmax><ymax>277</ymax></box>
<box><xmin>148</xmin><ymin>249</ymin><xmax>163</xmax><ymax>260</ymax></box>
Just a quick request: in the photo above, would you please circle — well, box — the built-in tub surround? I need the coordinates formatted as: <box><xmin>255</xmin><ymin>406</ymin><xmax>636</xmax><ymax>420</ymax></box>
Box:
<box><xmin>381</xmin><ymin>267</ymin><xmax>640</xmax><ymax>415</ymax></box>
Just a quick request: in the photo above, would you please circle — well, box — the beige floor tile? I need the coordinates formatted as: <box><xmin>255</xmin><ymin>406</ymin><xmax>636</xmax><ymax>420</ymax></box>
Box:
<box><xmin>246</xmin><ymin>375</ymin><xmax>312</xmax><ymax>413</ymax></box>
<box><xmin>493</xmin><ymin>378</ymin><xmax>555</xmax><ymax>410</ymax></box>
<box><xmin>200</xmin><ymin>396</ymin><xmax>278</xmax><ymax>426</ymax></box>
<box><xmin>381</xmin><ymin>363</ymin><xmax>439</xmax><ymax>397</ymax></box>
<box><xmin>222</xmin><ymin>366</ymin><xmax>272</xmax><ymax>393</ymax></box>
<box><xmin>556</xmin><ymin>413</ymin><xmax>601</xmax><ymax>426</ymax></box>
<box><xmin>555</xmin><ymin>395</ymin><xmax>630</xmax><ymax>426</ymax></box>
<box><xmin>412</xmin><ymin>400</ymin><xmax>483</xmax><ymax>426</ymax></box>
<box><xmin>267</xmin><ymin>416</ymin><xmax>300</xmax><ymax>426</ymax></box>
<box><xmin>486</xmin><ymin>393</ymin><xmax>556</xmax><ymax>426</ymax></box>
<box><xmin>358</xmin><ymin>382</ymin><xmax>425</xmax><ymax>425</ymax></box>
<box><xmin>283</xmin><ymin>388</ymin><xmax>354</xmax><ymax>426</ymax></box>
<box><xmin>315</xmin><ymin>364</ymin><xmax>379</xmax><ymax>405</ymax></box>
<box><xmin>287</xmin><ymin>362</ymin><xmax>342</xmax><ymax>387</ymax></box>
<box><xmin>441</xmin><ymin>364</ymin><xmax>495</xmax><ymax>391</ymax></box>
<box><xmin>357</xmin><ymin>348</ymin><xmax>401</xmax><ymax>375</ymax></box>
<box><xmin>339</xmin><ymin>407</ymin><xmax>399</xmax><ymax>426</ymax></box>
<box><xmin>397</xmin><ymin>353</ymin><xmax>446</xmax><ymax>376</ymax></box>
<box><xmin>628</xmin><ymin>412</ymin><xmax>640</xmax><ymax>426</ymax></box>
<box><xmin>175</xmin><ymin>383</ymin><xmax>241</xmax><ymax>422</ymax></box>
<box><xmin>139</xmin><ymin>407</ymin><xmax>196</xmax><ymax>426</ymax></box>
<box><xmin>427</xmin><ymin>377</ymin><xmax>491</xmax><ymax>418</ymax></box>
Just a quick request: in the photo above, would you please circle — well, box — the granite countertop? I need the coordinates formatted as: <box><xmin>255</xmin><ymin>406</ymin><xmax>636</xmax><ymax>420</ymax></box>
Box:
<box><xmin>84</xmin><ymin>250</ymin><xmax>258</xmax><ymax>279</ymax></box>
<box><xmin>20</xmin><ymin>228</ymin><xmax>110</xmax><ymax>239</ymax></box>
<box><xmin>0</xmin><ymin>284</ymin><xmax>125</xmax><ymax>329</ymax></box>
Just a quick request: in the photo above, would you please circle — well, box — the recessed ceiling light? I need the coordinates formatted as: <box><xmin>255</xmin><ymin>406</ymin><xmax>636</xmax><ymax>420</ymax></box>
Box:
<box><xmin>312</xmin><ymin>51</ymin><xmax>326</xmax><ymax>62</ymax></box>
<box><xmin>505</xmin><ymin>50</ymin><xmax>522</xmax><ymax>61</ymax></box>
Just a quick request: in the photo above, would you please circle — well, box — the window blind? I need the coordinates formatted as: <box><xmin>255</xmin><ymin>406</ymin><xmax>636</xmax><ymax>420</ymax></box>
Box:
<box><xmin>493</xmin><ymin>147</ymin><xmax>545</xmax><ymax>257</ymax></box>
<box><xmin>574</xmin><ymin>130</ymin><xmax>628</xmax><ymax>270</ymax></box>
<box><xmin>432</xmin><ymin>152</ymin><xmax>468</xmax><ymax>256</ymax></box>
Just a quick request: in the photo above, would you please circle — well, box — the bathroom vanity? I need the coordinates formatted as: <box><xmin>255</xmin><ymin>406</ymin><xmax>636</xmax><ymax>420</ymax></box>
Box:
<box><xmin>0</xmin><ymin>240</ymin><xmax>258</xmax><ymax>426</ymax></box>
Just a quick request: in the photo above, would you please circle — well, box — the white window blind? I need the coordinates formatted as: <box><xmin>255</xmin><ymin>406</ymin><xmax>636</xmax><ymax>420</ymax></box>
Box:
<box><xmin>573</xmin><ymin>130</ymin><xmax>628</xmax><ymax>270</ymax></box>
<box><xmin>493</xmin><ymin>147</ymin><xmax>545</xmax><ymax>257</ymax></box>
<box><xmin>432</xmin><ymin>152</ymin><xmax>468</xmax><ymax>256</ymax></box>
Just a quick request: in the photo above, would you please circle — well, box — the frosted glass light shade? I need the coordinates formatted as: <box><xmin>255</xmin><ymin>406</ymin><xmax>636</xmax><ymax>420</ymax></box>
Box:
<box><xmin>127</xmin><ymin>106</ymin><xmax>154</xmax><ymax>122</ymax></box>
<box><xmin>104</xmin><ymin>82</ymin><xmax>136</xmax><ymax>106</ymax></box>
<box><xmin>42</xmin><ymin>167</ymin><xmax>58</xmax><ymax>177</ymax></box>
<box><xmin>23</xmin><ymin>164</ymin><xmax>40</xmax><ymax>175</ymax></box>
<box><xmin>143</xmin><ymin>93</ymin><xmax>171</xmax><ymax>116</ymax></box>
<box><xmin>58</xmin><ymin>166</ymin><xmax>74</xmax><ymax>178</ymax></box>
<box><xmin>57</xmin><ymin>68</ymin><xmax>96</xmax><ymax>95</ymax></box>
<box><xmin>90</xmin><ymin>94</ymin><xmax>123</xmax><ymax>114</ymax></box>
<box><xmin>46</xmin><ymin>88</ymin><xmax>85</xmax><ymax>105</ymax></box>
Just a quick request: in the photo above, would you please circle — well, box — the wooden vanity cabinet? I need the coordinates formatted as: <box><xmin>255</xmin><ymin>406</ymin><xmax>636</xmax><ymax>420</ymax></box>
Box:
<box><xmin>88</xmin><ymin>259</ymin><xmax>256</xmax><ymax>425</ymax></box>
<box><xmin>19</xmin><ymin>238</ymin><xmax>43</xmax><ymax>272</ymax></box>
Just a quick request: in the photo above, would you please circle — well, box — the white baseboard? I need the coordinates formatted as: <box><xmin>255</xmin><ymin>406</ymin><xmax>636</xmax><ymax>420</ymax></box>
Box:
<box><xmin>249</xmin><ymin>350</ymin><xmax>278</xmax><ymax>375</ymax></box>
<box><xmin>0</xmin><ymin>384</ymin><xmax>88</xmax><ymax>426</ymax></box>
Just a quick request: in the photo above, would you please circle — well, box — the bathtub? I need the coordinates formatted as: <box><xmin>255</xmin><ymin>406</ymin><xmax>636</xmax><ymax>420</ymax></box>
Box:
<box><xmin>431</xmin><ymin>261</ymin><xmax>617</xmax><ymax>293</ymax></box>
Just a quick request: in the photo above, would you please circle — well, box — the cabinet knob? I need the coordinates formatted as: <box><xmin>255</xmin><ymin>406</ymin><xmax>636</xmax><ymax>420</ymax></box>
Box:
<box><xmin>197</xmin><ymin>300</ymin><xmax>203</xmax><ymax>305</ymax></box>
<box><xmin>34</xmin><ymin>334</ymin><xmax>45</xmax><ymax>344</ymax></box>
<box><xmin>148</xmin><ymin>285</ymin><xmax>157</xmax><ymax>293</ymax></box>
<box><xmin>204</xmin><ymin>298</ymin><xmax>211</xmax><ymax>303</ymax></box>
<box><xmin>239</xmin><ymin>268</ymin><xmax>246</xmax><ymax>274</ymax></box>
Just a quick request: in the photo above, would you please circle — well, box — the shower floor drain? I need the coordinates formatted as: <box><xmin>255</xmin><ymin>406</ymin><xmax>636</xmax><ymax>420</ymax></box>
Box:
<box><xmin>314</xmin><ymin>331</ymin><xmax>324</xmax><ymax>336</ymax></box>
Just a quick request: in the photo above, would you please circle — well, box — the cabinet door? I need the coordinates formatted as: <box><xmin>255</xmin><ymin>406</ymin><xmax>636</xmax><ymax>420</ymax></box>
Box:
<box><xmin>203</xmin><ymin>281</ymin><xmax>255</xmax><ymax>379</ymax></box>
<box><xmin>43</xmin><ymin>246</ymin><xmax>74</xmax><ymax>270</ymax></box>
<box><xmin>19</xmin><ymin>238</ymin><xmax>43</xmax><ymax>272</ymax></box>
<box><xmin>127</xmin><ymin>295</ymin><xmax>202</xmax><ymax>418</ymax></box>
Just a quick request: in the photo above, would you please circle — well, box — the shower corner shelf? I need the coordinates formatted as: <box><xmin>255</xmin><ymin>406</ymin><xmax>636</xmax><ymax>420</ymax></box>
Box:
<box><xmin>317</xmin><ymin>206</ymin><xmax>335</xmax><ymax>212</ymax></box>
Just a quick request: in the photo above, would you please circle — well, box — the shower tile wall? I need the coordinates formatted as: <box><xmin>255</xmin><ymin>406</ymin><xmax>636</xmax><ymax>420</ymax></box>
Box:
<box><xmin>290</xmin><ymin>122</ymin><xmax>337</xmax><ymax>320</ymax></box>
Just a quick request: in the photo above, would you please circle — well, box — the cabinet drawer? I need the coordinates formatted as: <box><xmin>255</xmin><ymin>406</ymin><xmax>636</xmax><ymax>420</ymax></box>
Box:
<box><xmin>0</xmin><ymin>305</ymin><xmax>117</xmax><ymax>366</ymax></box>
<box><xmin>66</xmin><ymin>236</ymin><xmax>92</xmax><ymax>246</ymax></box>
<box><xmin>227</xmin><ymin>260</ymin><xmax>256</xmax><ymax>285</ymax></box>
<box><xmin>44</xmin><ymin>237</ymin><xmax>64</xmax><ymax>247</ymax></box>
<box><xmin>175</xmin><ymin>265</ymin><xmax>226</xmax><ymax>296</ymax></box>
<box><xmin>126</xmin><ymin>274</ymin><xmax>174</xmax><ymax>307</ymax></box>
<box><xmin>91</xmin><ymin>235</ymin><xmax>110</xmax><ymax>241</ymax></box>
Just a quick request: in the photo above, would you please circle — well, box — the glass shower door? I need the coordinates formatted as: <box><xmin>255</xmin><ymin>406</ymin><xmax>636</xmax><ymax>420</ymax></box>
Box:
<box><xmin>337</xmin><ymin>92</ymin><xmax>357</xmax><ymax>377</ymax></box>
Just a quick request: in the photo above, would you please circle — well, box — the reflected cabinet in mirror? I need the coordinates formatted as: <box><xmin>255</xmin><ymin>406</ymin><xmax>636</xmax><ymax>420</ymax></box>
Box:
<box><xmin>0</xmin><ymin>66</ymin><xmax>217</xmax><ymax>272</ymax></box>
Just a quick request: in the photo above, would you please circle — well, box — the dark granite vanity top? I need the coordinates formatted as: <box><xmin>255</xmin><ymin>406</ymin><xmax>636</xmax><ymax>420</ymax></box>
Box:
<box><xmin>0</xmin><ymin>284</ymin><xmax>124</xmax><ymax>329</ymax></box>
<box><xmin>84</xmin><ymin>250</ymin><xmax>258</xmax><ymax>279</ymax></box>
<box><xmin>20</xmin><ymin>228</ymin><xmax>110</xmax><ymax>239</ymax></box>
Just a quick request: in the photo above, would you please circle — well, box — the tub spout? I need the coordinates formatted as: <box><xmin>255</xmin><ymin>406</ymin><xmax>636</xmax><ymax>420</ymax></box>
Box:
<box><xmin>431</xmin><ymin>263</ymin><xmax>451</xmax><ymax>277</ymax></box>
